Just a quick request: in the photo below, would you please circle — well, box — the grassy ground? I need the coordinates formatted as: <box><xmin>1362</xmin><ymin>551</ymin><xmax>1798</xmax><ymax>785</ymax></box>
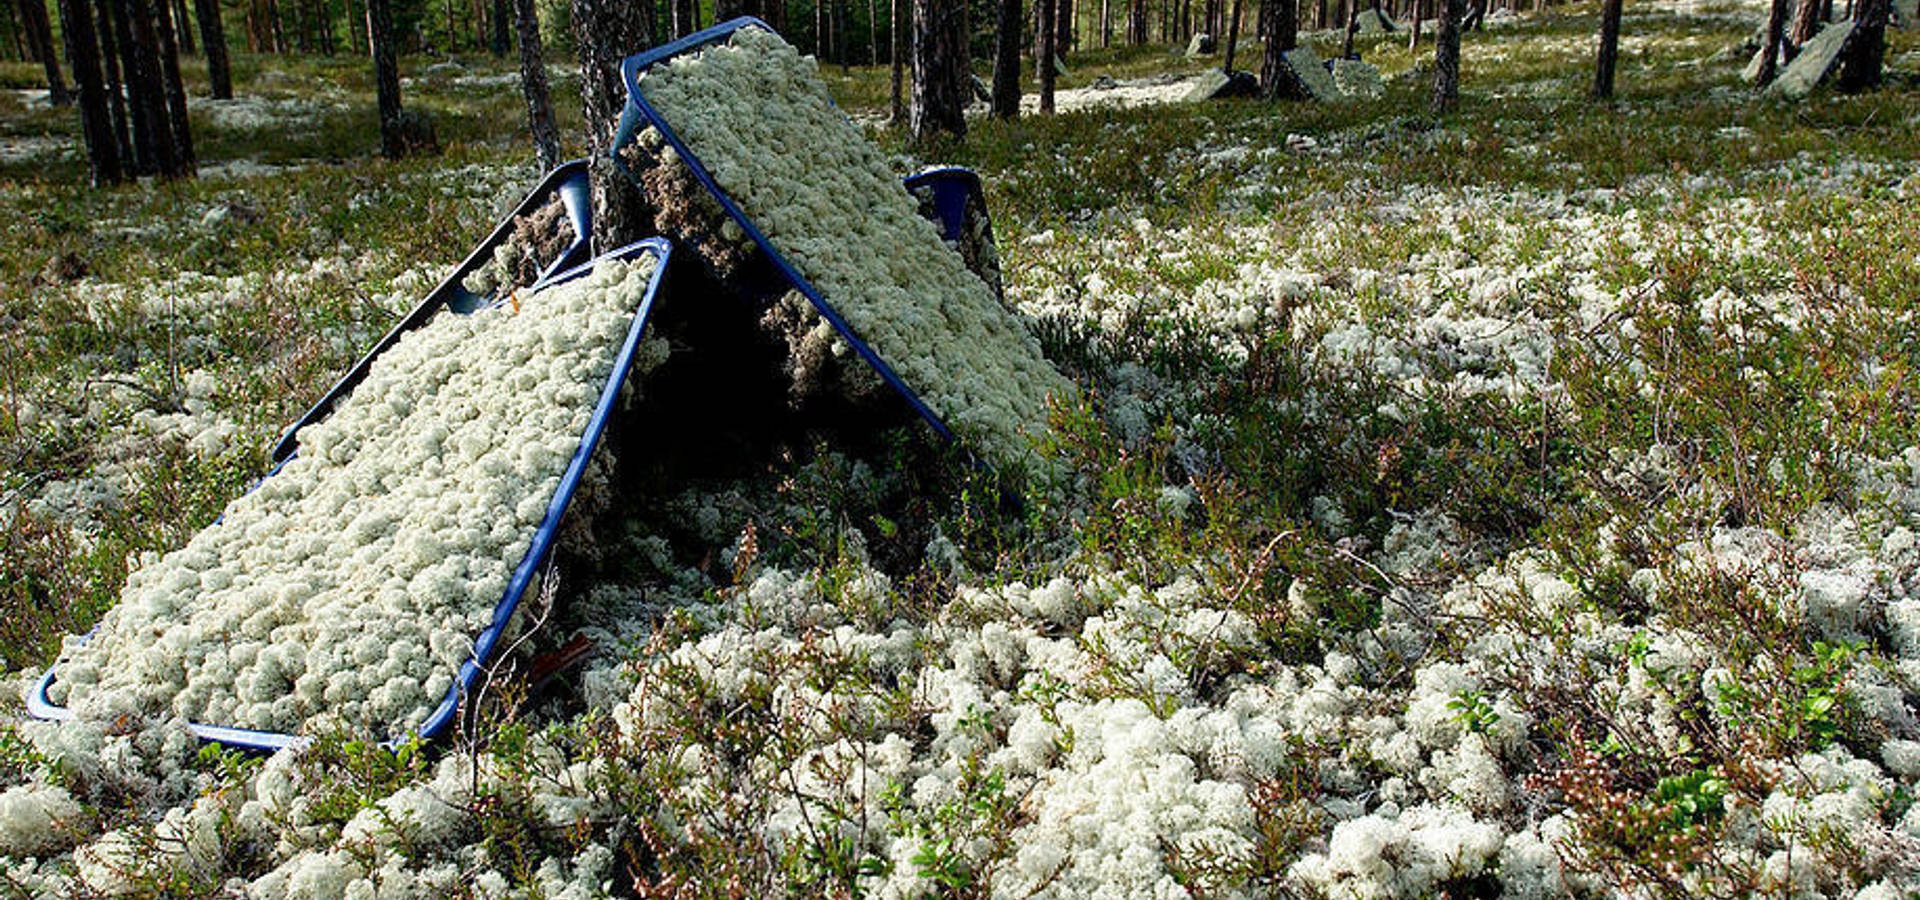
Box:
<box><xmin>3</xmin><ymin>4</ymin><xmax>1920</xmax><ymax>897</ymax></box>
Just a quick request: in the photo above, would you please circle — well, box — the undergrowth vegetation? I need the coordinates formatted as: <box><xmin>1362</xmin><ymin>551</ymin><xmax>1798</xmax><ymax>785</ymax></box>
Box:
<box><xmin>4</xmin><ymin>0</ymin><xmax>1920</xmax><ymax>897</ymax></box>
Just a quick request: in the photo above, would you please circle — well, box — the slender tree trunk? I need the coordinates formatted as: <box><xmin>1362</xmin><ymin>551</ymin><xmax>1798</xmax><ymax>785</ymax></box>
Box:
<box><xmin>1038</xmin><ymin>0</ymin><xmax>1054</xmax><ymax>112</ymax></box>
<box><xmin>1788</xmin><ymin>0</ymin><xmax>1820</xmax><ymax>48</ymax></box>
<box><xmin>1430</xmin><ymin>0</ymin><xmax>1460</xmax><ymax>109</ymax></box>
<box><xmin>1407</xmin><ymin>0</ymin><xmax>1421</xmax><ymax>46</ymax></box>
<box><xmin>266</xmin><ymin>0</ymin><xmax>282</xmax><ymax>49</ymax></box>
<box><xmin>346</xmin><ymin>0</ymin><xmax>361</xmax><ymax>52</ymax></box>
<box><xmin>1258</xmin><ymin>0</ymin><xmax>1293</xmax><ymax>95</ymax></box>
<box><xmin>514</xmin><ymin>0</ymin><xmax>558</xmax><ymax>168</ymax></box>
<box><xmin>1219</xmin><ymin>0</ymin><xmax>1240</xmax><ymax>69</ymax></box>
<box><xmin>1099</xmin><ymin>0</ymin><xmax>1107</xmax><ymax>45</ymax></box>
<box><xmin>367</xmin><ymin>0</ymin><xmax>404</xmax><ymax>158</ymax></box>
<box><xmin>835</xmin><ymin>0</ymin><xmax>848</xmax><ymax>71</ymax></box>
<box><xmin>19</xmin><ymin>0</ymin><xmax>71</xmax><ymax>103</ymax></box>
<box><xmin>1341</xmin><ymin>0</ymin><xmax>1356</xmax><ymax>54</ymax></box>
<box><xmin>867</xmin><ymin>0</ymin><xmax>876</xmax><ymax>62</ymax></box>
<box><xmin>571</xmin><ymin>0</ymin><xmax>652</xmax><ymax>252</ymax></box>
<box><xmin>107</xmin><ymin>0</ymin><xmax>162</xmax><ymax>175</ymax></box>
<box><xmin>57</xmin><ymin>0</ymin><xmax>124</xmax><ymax>182</ymax></box>
<box><xmin>1836</xmin><ymin>0</ymin><xmax>1887</xmax><ymax>90</ymax></box>
<box><xmin>1591</xmin><ymin>0</ymin><xmax>1619</xmax><ymax>97</ymax></box>
<box><xmin>191</xmin><ymin>0</ymin><xmax>228</xmax><ymax>93</ymax></box>
<box><xmin>888</xmin><ymin>0</ymin><xmax>903</xmax><ymax>123</ymax></box>
<box><xmin>4</xmin><ymin>2</ymin><xmax>25</xmax><ymax>61</ymax></box>
<box><xmin>909</xmin><ymin>0</ymin><xmax>965</xmax><ymax>141</ymax></box>
<box><xmin>815</xmin><ymin>0</ymin><xmax>824</xmax><ymax>54</ymax></box>
<box><xmin>990</xmin><ymin>0</ymin><xmax>1019</xmax><ymax>117</ymax></box>
<box><xmin>1314</xmin><ymin>0</ymin><xmax>1326</xmax><ymax>29</ymax></box>
<box><xmin>1055</xmin><ymin>0</ymin><xmax>1068</xmax><ymax>56</ymax></box>
<box><xmin>1757</xmin><ymin>0</ymin><xmax>1786</xmax><ymax>83</ymax></box>
<box><xmin>94</xmin><ymin>0</ymin><xmax>131</xmax><ymax>162</ymax></box>
<box><xmin>150</xmin><ymin>0</ymin><xmax>194</xmax><ymax>175</ymax></box>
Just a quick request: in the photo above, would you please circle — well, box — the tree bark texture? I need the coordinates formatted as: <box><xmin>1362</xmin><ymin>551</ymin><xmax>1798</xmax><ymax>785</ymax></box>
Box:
<box><xmin>514</xmin><ymin>0</ymin><xmax>558</xmax><ymax>168</ymax></box>
<box><xmin>20</xmin><ymin>0</ymin><xmax>70</xmax><ymax>102</ymax></box>
<box><xmin>1836</xmin><ymin>0</ymin><xmax>1887</xmax><ymax>90</ymax></box>
<box><xmin>1591</xmin><ymin>0</ymin><xmax>1620</xmax><ymax>97</ymax></box>
<box><xmin>991</xmin><ymin>0</ymin><xmax>1020</xmax><ymax>117</ymax></box>
<box><xmin>149</xmin><ymin>0</ymin><xmax>194</xmax><ymax>175</ymax></box>
<box><xmin>367</xmin><ymin>0</ymin><xmax>404</xmax><ymax>159</ymax></box>
<box><xmin>190</xmin><ymin>0</ymin><xmax>227</xmax><ymax>92</ymax></box>
<box><xmin>1039</xmin><ymin>0</ymin><xmax>1055</xmax><ymax>112</ymax></box>
<box><xmin>93</xmin><ymin>0</ymin><xmax>131</xmax><ymax>162</ymax></box>
<box><xmin>1220</xmin><ymin>0</ymin><xmax>1240</xmax><ymax>70</ymax></box>
<box><xmin>1758</xmin><ymin>0</ymin><xmax>1787</xmax><ymax>84</ymax></box>
<box><xmin>910</xmin><ymin>0</ymin><xmax>965</xmax><ymax>141</ymax></box>
<box><xmin>571</xmin><ymin>0</ymin><xmax>652</xmax><ymax>252</ymax></box>
<box><xmin>1257</xmin><ymin>0</ymin><xmax>1294</xmax><ymax>96</ymax></box>
<box><xmin>1430</xmin><ymin>0</ymin><xmax>1462</xmax><ymax>109</ymax></box>
<box><xmin>56</xmin><ymin>0</ymin><xmax>123</xmax><ymax>182</ymax></box>
<box><xmin>889</xmin><ymin>0</ymin><xmax>904</xmax><ymax>123</ymax></box>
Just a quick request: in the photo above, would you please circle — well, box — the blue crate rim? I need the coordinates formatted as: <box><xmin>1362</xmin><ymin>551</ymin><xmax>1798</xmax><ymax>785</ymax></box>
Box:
<box><xmin>25</xmin><ymin>238</ymin><xmax>675</xmax><ymax>754</ymax></box>
<box><xmin>616</xmin><ymin>17</ymin><xmax>959</xmax><ymax>446</ymax></box>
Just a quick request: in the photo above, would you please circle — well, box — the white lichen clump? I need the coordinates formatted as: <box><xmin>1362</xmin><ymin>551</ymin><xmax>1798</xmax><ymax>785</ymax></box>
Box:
<box><xmin>637</xmin><ymin>26</ymin><xmax>1073</xmax><ymax>462</ymax></box>
<box><xmin>48</xmin><ymin>255</ymin><xmax>661</xmax><ymax>737</ymax></box>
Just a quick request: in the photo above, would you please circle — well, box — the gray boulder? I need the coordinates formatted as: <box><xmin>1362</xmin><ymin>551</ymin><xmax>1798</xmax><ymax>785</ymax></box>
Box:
<box><xmin>1185</xmin><ymin>32</ymin><xmax>1217</xmax><ymax>57</ymax></box>
<box><xmin>1765</xmin><ymin>21</ymin><xmax>1858</xmax><ymax>99</ymax></box>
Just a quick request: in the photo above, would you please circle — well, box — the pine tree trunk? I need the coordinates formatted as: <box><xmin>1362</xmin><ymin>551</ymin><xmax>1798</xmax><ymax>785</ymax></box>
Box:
<box><xmin>868</xmin><ymin>0</ymin><xmax>877</xmax><ymax>63</ymax></box>
<box><xmin>19</xmin><ymin>0</ymin><xmax>71</xmax><ymax>103</ymax></box>
<box><xmin>1836</xmin><ymin>0</ymin><xmax>1886</xmax><ymax>90</ymax></box>
<box><xmin>1055</xmin><ymin>0</ymin><xmax>1069</xmax><ymax>56</ymax></box>
<box><xmin>815</xmin><ymin>0</ymin><xmax>824</xmax><ymax>54</ymax></box>
<box><xmin>1220</xmin><ymin>0</ymin><xmax>1240</xmax><ymax>70</ymax></box>
<box><xmin>990</xmin><ymin>0</ymin><xmax>1019</xmax><ymax>117</ymax></box>
<box><xmin>366</xmin><ymin>0</ymin><xmax>404</xmax><ymax>158</ymax></box>
<box><xmin>94</xmin><ymin>0</ymin><xmax>131</xmax><ymax>161</ymax></box>
<box><xmin>1038</xmin><ymin>0</ymin><xmax>1054</xmax><ymax>112</ymax></box>
<box><xmin>57</xmin><ymin>0</ymin><xmax>124</xmax><ymax>182</ymax></box>
<box><xmin>108</xmin><ymin>0</ymin><xmax>163</xmax><ymax>175</ymax></box>
<box><xmin>5</xmin><ymin>2</ymin><xmax>25</xmax><ymax>61</ymax></box>
<box><xmin>1757</xmin><ymin>0</ymin><xmax>1786</xmax><ymax>84</ymax></box>
<box><xmin>514</xmin><ymin>0</ymin><xmax>557</xmax><ymax>168</ymax></box>
<box><xmin>1591</xmin><ymin>0</ymin><xmax>1619</xmax><ymax>97</ymax></box>
<box><xmin>909</xmin><ymin>0</ymin><xmax>964</xmax><ymax>141</ymax></box>
<box><xmin>150</xmin><ymin>0</ymin><xmax>194</xmax><ymax>175</ymax></box>
<box><xmin>1258</xmin><ymin>0</ymin><xmax>1293</xmax><ymax>96</ymax></box>
<box><xmin>1099</xmin><ymin>0</ymin><xmax>1107</xmax><ymax>46</ymax></box>
<box><xmin>571</xmin><ymin>0</ymin><xmax>652</xmax><ymax>253</ymax></box>
<box><xmin>1788</xmin><ymin>0</ymin><xmax>1820</xmax><ymax>48</ymax></box>
<box><xmin>1407</xmin><ymin>0</ymin><xmax>1421</xmax><ymax>46</ymax></box>
<box><xmin>1430</xmin><ymin>0</ymin><xmax>1460</xmax><ymax>109</ymax></box>
<box><xmin>888</xmin><ymin>0</ymin><xmax>904</xmax><ymax>124</ymax></box>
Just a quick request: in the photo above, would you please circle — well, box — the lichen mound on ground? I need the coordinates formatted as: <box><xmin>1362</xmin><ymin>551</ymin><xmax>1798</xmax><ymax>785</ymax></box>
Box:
<box><xmin>47</xmin><ymin>254</ymin><xmax>662</xmax><ymax>738</ymax></box>
<box><xmin>636</xmin><ymin>26</ymin><xmax>1075</xmax><ymax>463</ymax></box>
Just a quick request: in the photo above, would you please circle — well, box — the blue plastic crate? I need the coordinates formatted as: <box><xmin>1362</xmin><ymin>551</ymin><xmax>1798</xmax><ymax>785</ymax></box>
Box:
<box><xmin>616</xmin><ymin>17</ymin><xmax>976</xmax><ymax>447</ymax></box>
<box><xmin>25</xmin><ymin>236</ymin><xmax>674</xmax><ymax>753</ymax></box>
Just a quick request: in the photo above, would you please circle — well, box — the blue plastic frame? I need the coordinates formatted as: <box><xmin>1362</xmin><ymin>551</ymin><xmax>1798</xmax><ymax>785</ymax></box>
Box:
<box><xmin>271</xmin><ymin>160</ymin><xmax>598</xmax><ymax>464</ymax></box>
<box><xmin>25</xmin><ymin>238</ymin><xmax>675</xmax><ymax>753</ymax></box>
<box><xmin>615</xmin><ymin>17</ymin><xmax>960</xmax><ymax>444</ymax></box>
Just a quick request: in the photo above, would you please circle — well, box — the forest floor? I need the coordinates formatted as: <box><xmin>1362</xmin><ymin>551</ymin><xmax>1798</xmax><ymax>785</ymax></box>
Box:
<box><xmin>5</xmin><ymin>2</ymin><xmax>1920</xmax><ymax>898</ymax></box>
